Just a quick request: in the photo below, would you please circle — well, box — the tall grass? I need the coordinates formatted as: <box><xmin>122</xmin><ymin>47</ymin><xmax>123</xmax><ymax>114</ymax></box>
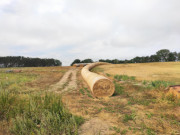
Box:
<box><xmin>0</xmin><ymin>90</ymin><xmax>84</xmax><ymax>135</ymax></box>
<box><xmin>0</xmin><ymin>90</ymin><xmax>17</xmax><ymax>120</ymax></box>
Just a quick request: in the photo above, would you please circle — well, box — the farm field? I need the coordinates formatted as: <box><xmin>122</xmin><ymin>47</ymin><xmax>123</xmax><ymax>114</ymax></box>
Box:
<box><xmin>0</xmin><ymin>62</ymin><xmax>180</xmax><ymax>135</ymax></box>
<box><xmin>96</xmin><ymin>62</ymin><xmax>180</xmax><ymax>84</ymax></box>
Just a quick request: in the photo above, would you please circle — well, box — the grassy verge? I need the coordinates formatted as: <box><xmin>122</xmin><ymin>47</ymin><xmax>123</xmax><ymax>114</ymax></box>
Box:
<box><xmin>0</xmin><ymin>90</ymin><xmax>84</xmax><ymax>135</ymax></box>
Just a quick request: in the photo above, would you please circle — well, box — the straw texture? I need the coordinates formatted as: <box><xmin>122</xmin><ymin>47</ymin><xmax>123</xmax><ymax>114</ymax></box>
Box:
<box><xmin>81</xmin><ymin>62</ymin><xmax>115</xmax><ymax>97</ymax></box>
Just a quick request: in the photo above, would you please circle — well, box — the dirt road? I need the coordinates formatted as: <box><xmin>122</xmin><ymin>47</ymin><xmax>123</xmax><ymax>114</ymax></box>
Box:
<box><xmin>49</xmin><ymin>68</ymin><xmax>78</xmax><ymax>94</ymax></box>
<box><xmin>49</xmin><ymin>68</ymin><xmax>114</xmax><ymax>134</ymax></box>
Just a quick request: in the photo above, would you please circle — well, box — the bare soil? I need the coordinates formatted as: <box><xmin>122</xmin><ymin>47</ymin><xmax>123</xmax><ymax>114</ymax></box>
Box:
<box><xmin>49</xmin><ymin>68</ymin><xmax>78</xmax><ymax>93</ymax></box>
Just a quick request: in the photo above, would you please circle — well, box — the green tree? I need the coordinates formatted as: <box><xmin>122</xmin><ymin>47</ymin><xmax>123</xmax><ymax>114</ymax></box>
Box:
<box><xmin>149</xmin><ymin>55</ymin><xmax>160</xmax><ymax>62</ymax></box>
<box><xmin>156</xmin><ymin>49</ymin><xmax>170</xmax><ymax>62</ymax></box>
<box><xmin>178</xmin><ymin>52</ymin><xmax>180</xmax><ymax>61</ymax></box>
<box><xmin>81</xmin><ymin>59</ymin><xmax>93</xmax><ymax>63</ymax></box>
<box><xmin>168</xmin><ymin>52</ymin><xmax>177</xmax><ymax>61</ymax></box>
<box><xmin>70</xmin><ymin>59</ymin><xmax>81</xmax><ymax>66</ymax></box>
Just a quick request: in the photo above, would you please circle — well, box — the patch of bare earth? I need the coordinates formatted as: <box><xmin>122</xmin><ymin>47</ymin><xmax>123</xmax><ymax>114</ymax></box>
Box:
<box><xmin>78</xmin><ymin>118</ymin><xmax>114</xmax><ymax>135</ymax></box>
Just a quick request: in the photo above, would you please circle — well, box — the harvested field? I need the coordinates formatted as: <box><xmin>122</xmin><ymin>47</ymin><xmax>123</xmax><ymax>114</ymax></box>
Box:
<box><xmin>0</xmin><ymin>62</ymin><xmax>180</xmax><ymax>135</ymax></box>
<box><xmin>95</xmin><ymin>62</ymin><xmax>180</xmax><ymax>84</ymax></box>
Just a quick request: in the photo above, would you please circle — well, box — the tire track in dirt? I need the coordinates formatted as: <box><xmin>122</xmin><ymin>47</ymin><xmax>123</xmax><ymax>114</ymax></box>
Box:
<box><xmin>49</xmin><ymin>68</ymin><xmax>114</xmax><ymax>134</ymax></box>
<box><xmin>49</xmin><ymin>68</ymin><xmax>78</xmax><ymax>93</ymax></box>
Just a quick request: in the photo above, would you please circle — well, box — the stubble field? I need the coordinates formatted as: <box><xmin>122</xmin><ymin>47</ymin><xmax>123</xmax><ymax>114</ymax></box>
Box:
<box><xmin>0</xmin><ymin>62</ymin><xmax>180</xmax><ymax>135</ymax></box>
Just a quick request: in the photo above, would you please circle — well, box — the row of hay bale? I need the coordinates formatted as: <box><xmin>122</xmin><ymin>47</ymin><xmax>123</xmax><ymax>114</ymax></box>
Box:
<box><xmin>81</xmin><ymin>62</ymin><xmax>115</xmax><ymax>97</ymax></box>
<box><xmin>73</xmin><ymin>63</ymin><xmax>90</xmax><ymax>67</ymax></box>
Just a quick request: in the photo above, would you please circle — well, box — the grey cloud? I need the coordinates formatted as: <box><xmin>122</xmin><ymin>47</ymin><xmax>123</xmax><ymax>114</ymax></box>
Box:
<box><xmin>0</xmin><ymin>0</ymin><xmax>180</xmax><ymax>65</ymax></box>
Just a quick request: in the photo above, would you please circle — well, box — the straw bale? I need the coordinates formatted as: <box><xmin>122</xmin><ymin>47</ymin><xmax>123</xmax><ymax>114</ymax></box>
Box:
<box><xmin>81</xmin><ymin>62</ymin><xmax>115</xmax><ymax>97</ymax></box>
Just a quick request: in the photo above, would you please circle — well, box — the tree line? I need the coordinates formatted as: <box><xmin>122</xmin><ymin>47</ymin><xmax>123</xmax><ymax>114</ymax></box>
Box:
<box><xmin>71</xmin><ymin>49</ymin><xmax>180</xmax><ymax>65</ymax></box>
<box><xmin>70</xmin><ymin>59</ymin><xmax>93</xmax><ymax>66</ymax></box>
<box><xmin>0</xmin><ymin>56</ymin><xmax>62</xmax><ymax>68</ymax></box>
<box><xmin>99</xmin><ymin>49</ymin><xmax>180</xmax><ymax>64</ymax></box>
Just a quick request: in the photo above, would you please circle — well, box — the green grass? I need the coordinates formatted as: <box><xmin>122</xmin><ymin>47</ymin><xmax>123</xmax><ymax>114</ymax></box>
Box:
<box><xmin>74</xmin><ymin>115</ymin><xmax>85</xmax><ymax>127</ymax></box>
<box><xmin>79</xmin><ymin>88</ymin><xmax>85</xmax><ymax>95</ymax></box>
<box><xmin>145</xmin><ymin>112</ymin><xmax>153</xmax><ymax>119</ymax></box>
<box><xmin>123</xmin><ymin>113</ymin><xmax>136</xmax><ymax>123</ymax></box>
<box><xmin>0</xmin><ymin>90</ymin><xmax>83</xmax><ymax>135</ymax></box>
<box><xmin>0</xmin><ymin>72</ymin><xmax>84</xmax><ymax>135</ymax></box>
<box><xmin>114</xmin><ymin>75</ymin><xmax>136</xmax><ymax>81</ymax></box>
<box><xmin>141</xmin><ymin>80</ymin><xmax>175</xmax><ymax>90</ymax></box>
<box><xmin>111</xmin><ymin>126</ymin><xmax>120</xmax><ymax>133</ymax></box>
<box><xmin>113</xmin><ymin>83</ymin><xmax>125</xmax><ymax>96</ymax></box>
<box><xmin>146</xmin><ymin>128</ymin><xmax>155</xmax><ymax>135</ymax></box>
<box><xmin>128</xmin><ymin>97</ymin><xmax>156</xmax><ymax>106</ymax></box>
<box><xmin>148</xmin><ymin>80</ymin><xmax>174</xmax><ymax>89</ymax></box>
<box><xmin>0</xmin><ymin>72</ymin><xmax>37</xmax><ymax>91</ymax></box>
<box><xmin>0</xmin><ymin>90</ymin><xmax>17</xmax><ymax>120</ymax></box>
<box><xmin>106</xmin><ymin>73</ymin><xmax>111</xmax><ymax>77</ymax></box>
<box><xmin>84</xmin><ymin>88</ymin><xmax>93</xmax><ymax>98</ymax></box>
<box><xmin>91</xmin><ymin>67</ymin><xmax>104</xmax><ymax>73</ymax></box>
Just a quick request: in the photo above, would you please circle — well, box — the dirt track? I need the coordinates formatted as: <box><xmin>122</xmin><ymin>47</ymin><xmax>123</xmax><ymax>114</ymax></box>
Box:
<box><xmin>49</xmin><ymin>68</ymin><xmax>78</xmax><ymax>93</ymax></box>
<box><xmin>49</xmin><ymin>68</ymin><xmax>114</xmax><ymax>134</ymax></box>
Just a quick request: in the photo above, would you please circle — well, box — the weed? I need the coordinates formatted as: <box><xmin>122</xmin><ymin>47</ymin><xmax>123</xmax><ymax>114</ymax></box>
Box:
<box><xmin>106</xmin><ymin>73</ymin><xmax>111</xmax><ymax>77</ymax></box>
<box><xmin>112</xmin><ymin>126</ymin><xmax>120</xmax><ymax>133</ymax></box>
<box><xmin>149</xmin><ymin>80</ymin><xmax>174</xmax><ymax>89</ymax></box>
<box><xmin>121</xmin><ymin>129</ymin><xmax>128</xmax><ymax>135</ymax></box>
<box><xmin>87</xmin><ymin>93</ymin><xmax>93</xmax><ymax>98</ymax></box>
<box><xmin>113</xmin><ymin>83</ymin><xmax>124</xmax><ymax>96</ymax></box>
<box><xmin>123</xmin><ymin>113</ymin><xmax>136</xmax><ymax>122</ymax></box>
<box><xmin>145</xmin><ymin>113</ymin><xmax>153</xmax><ymax>119</ymax></box>
<box><xmin>97</xmin><ymin>108</ymin><xmax>102</xmax><ymax>113</ymax></box>
<box><xmin>142</xmin><ymin>80</ymin><xmax>148</xmax><ymax>85</ymax></box>
<box><xmin>146</xmin><ymin>128</ymin><xmax>155</xmax><ymax>135</ymax></box>
<box><xmin>79</xmin><ymin>89</ymin><xmax>85</xmax><ymax>95</ymax></box>
<box><xmin>74</xmin><ymin>115</ymin><xmax>85</xmax><ymax>127</ymax></box>
<box><xmin>104</xmin><ymin>107</ymin><xmax>115</xmax><ymax>113</ymax></box>
<box><xmin>84</xmin><ymin>88</ymin><xmax>93</xmax><ymax>98</ymax></box>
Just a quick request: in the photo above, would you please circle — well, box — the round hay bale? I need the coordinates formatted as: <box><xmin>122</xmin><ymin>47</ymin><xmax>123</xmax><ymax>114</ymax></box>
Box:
<box><xmin>73</xmin><ymin>64</ymin><xmax>78</xmax><ymax>67</ymax></box>
<box><xmin>81</xmin><ymin>62</ymin><xmax>115</xmax><ymax>97</ymax></box>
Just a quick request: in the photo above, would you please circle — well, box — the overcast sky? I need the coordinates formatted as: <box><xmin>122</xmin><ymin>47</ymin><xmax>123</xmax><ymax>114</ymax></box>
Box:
<box><xmin>0</xmin><ymin>0</ymin><xmax>180</xmax><ymax>65</ymax></box>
